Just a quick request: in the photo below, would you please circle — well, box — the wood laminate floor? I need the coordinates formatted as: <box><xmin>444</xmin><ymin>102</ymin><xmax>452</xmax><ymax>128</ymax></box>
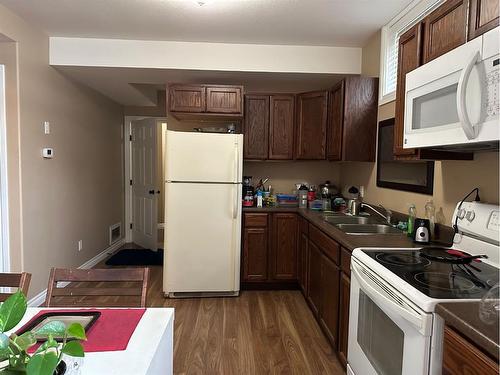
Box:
<box><xmin>71</xmin><ymin>245</ymin><xmax>345</xmax><ymax>375</ymax></box>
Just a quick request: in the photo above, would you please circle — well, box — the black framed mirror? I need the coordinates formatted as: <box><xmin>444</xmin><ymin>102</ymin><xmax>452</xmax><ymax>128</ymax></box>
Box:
<box><xmin>377</xmin><ymin>118</ymin><xmax>434</xmax><ymax>195</ymax></box>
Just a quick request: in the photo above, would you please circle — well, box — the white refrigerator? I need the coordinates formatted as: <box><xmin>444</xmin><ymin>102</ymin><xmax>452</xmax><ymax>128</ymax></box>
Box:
<box><xmin>163</xmin><ymin>130</ymin><xmax>243</xmax><ymax>297</ymax></box>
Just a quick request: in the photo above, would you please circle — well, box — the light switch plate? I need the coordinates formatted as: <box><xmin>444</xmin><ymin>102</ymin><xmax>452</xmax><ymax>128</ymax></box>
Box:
<box><xmin>44</xmin><ymin>121</ymin><xmax>50</xmax><ymax>134</ymax></box>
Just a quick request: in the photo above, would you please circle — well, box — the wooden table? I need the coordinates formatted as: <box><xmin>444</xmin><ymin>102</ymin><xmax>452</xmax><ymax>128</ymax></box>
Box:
<box><xmin>11</xmin><ymin>308</ymin><xmax>175</xmax><ymax>375</ymax></box>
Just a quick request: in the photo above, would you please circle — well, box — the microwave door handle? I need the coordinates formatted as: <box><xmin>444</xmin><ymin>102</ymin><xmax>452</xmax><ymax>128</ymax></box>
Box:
<box><xmin>351</xmin><ymin>261</ymin><xmax>431</xmax><ymax>336</ymax></box>
<box><xmin>457</xmin><ymin>51</ymin><xmax>481</xmax><ymax>140</ymax></box>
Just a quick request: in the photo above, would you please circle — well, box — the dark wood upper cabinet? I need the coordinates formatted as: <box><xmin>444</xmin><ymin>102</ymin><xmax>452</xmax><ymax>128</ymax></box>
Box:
<box><xmin>243</xmin><ymin>94</ymin><xmax>294</xmax><ymax>160</ymax></box>
<box><xmin>271</xmin><ymin>213</ymin><xmax>298</xmax><ymax>280</ymax></box>
<box><xmin>468</xmin><ymin>0</ymin><xmax>500</xmax><ymax>40</ymax></box>
<box><xmin>327</xmin><ymin>77</ymin><xmax>378</xmax><ymax>162</ymax></box>
<box><xmin>168</xmin><ymin>85</ymin><xmax>206</xmax><ymax>113</ymax></box>
<box><xmin>243</xmin><ymin>95</ymin><xmax>269</xmax><ymax>160</ymax></box>
<box><xmin>206</xmin><ymin>85</ymin><xmax>243</xmax><ymax>114</ymax></box>
<box><xmin>269</xmin><ymin>95</ymin><xmax>295</xmax><ymax>160</ymax></box>
<box><xmin>423</xmin><ymin>0</ymin><xmax>468</xmax><ymax>64</ymax></box>
<box><xmin>296</xmin><ymin>91</ymin><xmax>328</xmax><ymax>160</ymax></box>
<box><xmin>394</xmin><ymin>24</ymin><xmax>423</xmax><ymax>158</ymax></box>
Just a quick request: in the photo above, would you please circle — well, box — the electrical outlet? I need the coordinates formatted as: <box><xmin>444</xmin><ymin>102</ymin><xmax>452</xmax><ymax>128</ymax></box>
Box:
<box><xmin>44</xmin><ymin>121</ymin><xmax>50</xmax><ymax>135</ymax></box>
<box><xmin>78</xmin><ymin>240</ymin><xmax>83</xmax><ymax>252</ymax></box>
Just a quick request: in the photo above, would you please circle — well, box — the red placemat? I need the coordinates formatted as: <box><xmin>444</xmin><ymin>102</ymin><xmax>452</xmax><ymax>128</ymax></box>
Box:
<box><xmin>17</xmin><ymin>309</ymin><xmax>146</xmax><ymax>353</ymax></box>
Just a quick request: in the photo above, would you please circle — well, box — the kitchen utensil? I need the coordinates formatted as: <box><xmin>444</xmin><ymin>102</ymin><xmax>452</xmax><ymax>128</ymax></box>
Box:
<box><xmin>413</xmin><ymin>218</ymin><xmax>430</xmax><ymax>244</ymax></box>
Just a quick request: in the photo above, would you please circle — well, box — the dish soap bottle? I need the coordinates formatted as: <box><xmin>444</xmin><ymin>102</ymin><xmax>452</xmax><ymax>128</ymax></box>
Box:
<box><xmin>408</xmin><ymin>204</ymin><xmax>416</xmax><ymax>237</ymax></box>
<box><xmin>256</xmin><ymin>190</ymin><xmax>263</xmax><ymax>208</ymax></box>
<box><xmin>425</xmin><ymin>200</ymin><xmax>436</xmax><ymax>238</ymax></box>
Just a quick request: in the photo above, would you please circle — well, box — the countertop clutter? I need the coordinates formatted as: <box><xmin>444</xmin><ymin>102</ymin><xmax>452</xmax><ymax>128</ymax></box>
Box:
<box><xmin>436</xmin><ymin>302</ymin><xmax>499</xmax><ymax>361</ymax></box>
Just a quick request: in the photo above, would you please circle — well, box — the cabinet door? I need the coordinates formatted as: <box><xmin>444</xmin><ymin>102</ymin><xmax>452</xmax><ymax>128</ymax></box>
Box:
<box><xmin>468</xmin><ymin>0</ymin><xmax>499</xmax><ymax>40</ymax></box>
<box><xmin>443</xmin><ymin>326</ymin><xmax>498</xmax><ymax>375</ymax></box>
<box><xmin>394</xmin><ymin>24</ymin><xmax>423</xmax><ymax>157</ymax></box>
<box><xmin>271</xmin><ymin>213</ymin><xmax>298</xmax><ymax>280</ymax></box>
<box><xmin>243</xmin><ymin>95</ymin><xmax>269</xmax><ymax>160</ymax></box>
<box><xmin>319</xmin><ymin>254</ymin><xmax>340</xmax><ymax>348</ymax></box>
<box><xmin>307</xmin><ymin>240</ymin><xmax>322</xmax><ymax>317</ymax></box>
<box><xmin>295</xmin><ymin>91</ymin><xmax>328</xmax><ymax>160</ymax></box>
<box><xmin>206</xmin><ymin>86</ymin><xmax>243</xmax><ymax>114</ymax></box>
<box><xmin>298</xmin><ymin>232</ymin><xmax>309</xmax><ymax>294</ymax></box>
<box><xmin>269</xmin><ymin>95</ymin><xmax>295</xmax><ymax>160</ymax></box>
<box><xmin>423</xmin><ymin>0</ymin><xmax>467</xmax><ymax>64</ymax></box>
<box><xmin>338</xmin><ymin>272</ymin><xmax>351</xmax><ymax>368</ymax></box>
<box><xmin>242</xmin><ymin>227</ymin><xmax>269</xmax><ymax>281</ymax></box>
<box><xmin>327</xmin><ymin>81</ymin><xmax>344</xmax><ymax>161</ymax></box>
<box><xmin>169</xmin><ymin>85</ymin><xmax>206</xmax><ymax>113</ymax></box>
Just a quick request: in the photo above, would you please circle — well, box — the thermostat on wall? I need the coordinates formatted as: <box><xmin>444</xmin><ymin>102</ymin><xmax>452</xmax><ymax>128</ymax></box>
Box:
<box><xmin>42</xmin><ymin>148</ymin><xmax>54</xmax><ymax>159</ymax></box>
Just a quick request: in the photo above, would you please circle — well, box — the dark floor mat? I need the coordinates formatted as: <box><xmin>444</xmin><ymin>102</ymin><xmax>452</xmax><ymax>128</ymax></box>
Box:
<box><xmin>105</xmin><ymin>249</ymin><xmax>163</xmax><ymax>266</ymax></box>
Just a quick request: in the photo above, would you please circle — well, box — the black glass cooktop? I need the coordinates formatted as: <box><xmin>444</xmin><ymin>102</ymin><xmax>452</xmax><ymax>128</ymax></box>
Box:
<box><xmin>364</xmin><ymin>248</ymin><xmax>499</xmax><ymax>299</ymax></box>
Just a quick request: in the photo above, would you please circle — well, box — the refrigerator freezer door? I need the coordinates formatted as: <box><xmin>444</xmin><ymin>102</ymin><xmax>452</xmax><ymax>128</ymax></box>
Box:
<box><xmin>164</xmin><ymin>182</ymin><xmax>242</xmax><ymax>294</ymax></box>
<box><xmin>165</xmin><ymin>130</ymin><xmax>243</xmax><ymax>183</ymax></box>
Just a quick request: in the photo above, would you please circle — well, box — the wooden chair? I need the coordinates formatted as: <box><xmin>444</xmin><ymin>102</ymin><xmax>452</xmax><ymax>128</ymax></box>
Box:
<box><xmin>45</xmin><ymin>268</ymin><xmax>150</xmax><ymax>308</ymax></box>
<box><xmin>0</xmin><ymin>272</ymin><xmax>32</xmax><ymax>302</ymax></box>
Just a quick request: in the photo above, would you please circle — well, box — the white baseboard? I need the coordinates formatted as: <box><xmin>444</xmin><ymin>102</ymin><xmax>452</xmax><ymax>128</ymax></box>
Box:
<box><xmin>27</xmin><ymin>238</ymin><xmax>126</xmax><ymax>307</ymax></box>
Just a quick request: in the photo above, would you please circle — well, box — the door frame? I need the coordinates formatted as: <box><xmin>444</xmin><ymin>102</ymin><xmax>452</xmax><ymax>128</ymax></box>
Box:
<box><xmin>0</xmin><ymin>66</ymin><xmax>10</xmax><ymax>272</ymax></box>
<box><xmin>123</xmin><ymin>116</ymin><xmax>166</xmax><ymax>244</ymax></box>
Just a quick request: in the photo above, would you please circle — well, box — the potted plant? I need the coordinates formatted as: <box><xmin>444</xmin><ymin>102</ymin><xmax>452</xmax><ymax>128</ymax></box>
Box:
<box><xmin>0</xmin><ymin>291</ymin><xmax>86</xmax><ymax>375</ymax></box>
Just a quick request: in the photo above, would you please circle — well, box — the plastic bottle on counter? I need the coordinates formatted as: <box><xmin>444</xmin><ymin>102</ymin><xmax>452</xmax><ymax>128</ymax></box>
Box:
<box><xmin>425</xmin><ymin>200</ymin><xmax>436</xmax><ymax>238</ymax></box>
<box><xmin>408</xmin><ymin>204</ymin><xmax>417</xmax><ymax>237</ymax></box>
<box><xmin>298</xmin><ymin>184</ymin><xmax>308</xmax><ymax>209</ymax></box>
<box><xmin>256</xmin><ymin>190</ymin><xmax>263</xmax><ymax>208</ymax></box>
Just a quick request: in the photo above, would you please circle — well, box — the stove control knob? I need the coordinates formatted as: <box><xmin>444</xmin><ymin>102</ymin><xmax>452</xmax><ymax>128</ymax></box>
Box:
<box><xmin>466</xmin><ymin>210</ymin><xmax>475</xmax><ymax>222</ymax></box>
<box><xmin>458</xmin><ymin>209</ymin><xmax>466</xmax><ymax>219</ymax></box>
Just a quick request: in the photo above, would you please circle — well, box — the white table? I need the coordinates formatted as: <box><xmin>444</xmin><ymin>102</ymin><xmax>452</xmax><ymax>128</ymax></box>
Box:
<box><xmin>11</xmin><ymin>308</ymin><xmax>175</xmax><ymax>375</ymax></box>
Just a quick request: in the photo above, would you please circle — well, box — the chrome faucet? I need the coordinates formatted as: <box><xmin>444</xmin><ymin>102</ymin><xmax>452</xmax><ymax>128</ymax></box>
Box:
<box><xmin>361</xmin><ymin>203</ymin><xmax>392</xmax><ymax>224</ymax></box>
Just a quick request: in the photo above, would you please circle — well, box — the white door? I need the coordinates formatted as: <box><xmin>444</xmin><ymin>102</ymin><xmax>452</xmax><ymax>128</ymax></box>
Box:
<box><xmin>131</xmin><ymin>118</ymin><xmax>158</xmax><ymax>250</ymax></box>
<box><xmin>165</xmin><ymin>131</ymin><xmax>243</xmax><ymax>183</ymax></box>
<box><xmin>0</xmin><ymin>66</ymin><xmax>8</xmax><ymax>272</ymax></box>
<box><xmin>164</xmin><ymin>182</ymin><xmax>241</xmax><ymax>294</ymax></box>
<box><xmin>348</xmin><ymin>259</ymin><xmax>432</xmax><ymax>375</ymax></box>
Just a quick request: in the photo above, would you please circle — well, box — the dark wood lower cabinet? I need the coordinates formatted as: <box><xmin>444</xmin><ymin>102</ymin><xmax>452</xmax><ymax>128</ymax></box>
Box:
<box><xmin>338</xmin><ymin>272</ymin><xmax>351</xmax><ymax>367</ymax></box>
<box><xmin>307</xmin><ymin>240</ymin><xmax>322</xmax><ymax>317</ymax></box>
<box><xmin>298</xmin><ymin>231</ymin><xmax>308</xmax><ymax>293</ymax></box>
<box><xmin>271</xmin><ymin>213</ymin><xmax>298</xmax><ymax>280</ymax></box>
<box><xmin>319</xmin><ymin>255</ymin><xmax>340</xmax><ymax>348</ymax></box>
<box><xmin>443</xmin><ymin>326</ymin><xmax>498</xmax><ymax>375</ymax></box>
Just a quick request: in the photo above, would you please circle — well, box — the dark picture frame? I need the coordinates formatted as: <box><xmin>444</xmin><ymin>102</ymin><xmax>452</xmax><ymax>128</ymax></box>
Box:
<box><xmin>376</xmin><ymin>118</ymin><xmax>434</xmax><ymax>195</ymax></box>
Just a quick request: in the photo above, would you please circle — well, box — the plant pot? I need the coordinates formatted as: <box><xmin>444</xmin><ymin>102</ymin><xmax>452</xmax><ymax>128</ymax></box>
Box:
<box><xmin>54</xmin><ymin>360</ymin><xmax>66</xmax><ymax>375</ymax></box>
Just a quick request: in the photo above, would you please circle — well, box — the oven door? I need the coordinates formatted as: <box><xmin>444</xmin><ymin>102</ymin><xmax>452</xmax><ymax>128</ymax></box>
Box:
<box><xmin>348</xmin><ymin>258</ymin><xmax>433</xmax><ymax>375</ymax></box>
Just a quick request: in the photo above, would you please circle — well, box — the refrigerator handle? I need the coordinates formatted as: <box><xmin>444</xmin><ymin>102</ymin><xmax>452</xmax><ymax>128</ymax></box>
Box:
<box><xmin>234</xmin><ymin>142</ymin><xmax>240</xmax><ymax>182</ymax></box>
<box><xmin>233</xmin><ymin>184</ymin><xmax>238</xmax><ymax>219</ymax></box>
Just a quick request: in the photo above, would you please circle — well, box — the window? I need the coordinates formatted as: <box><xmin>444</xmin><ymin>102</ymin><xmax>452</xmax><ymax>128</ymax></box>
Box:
<box><xmin>379</xmin><ymin>0</ymin><xmax>445</xmax><ymax>105</ymax></box>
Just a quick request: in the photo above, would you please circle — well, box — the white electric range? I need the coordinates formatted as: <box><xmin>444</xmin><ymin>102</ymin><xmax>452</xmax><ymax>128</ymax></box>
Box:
<box><xmin>347</xmin><ymin>201</ymin><xmax>499</xmax><ymax>375</ymax></box>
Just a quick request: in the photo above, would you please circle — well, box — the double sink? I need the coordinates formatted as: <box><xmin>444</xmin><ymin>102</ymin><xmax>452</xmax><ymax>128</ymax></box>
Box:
<box><xmin>323</xmin><ymin>214</ymin><xmax>403</xmax><ymax>235</ymax></box>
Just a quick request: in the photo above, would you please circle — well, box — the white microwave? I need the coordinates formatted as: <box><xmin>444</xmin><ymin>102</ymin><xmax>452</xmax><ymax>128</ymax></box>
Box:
<box><xmin>404</xmin><ymin>27</ymin><xmax>499</xmax><ymax>151</ymax></box>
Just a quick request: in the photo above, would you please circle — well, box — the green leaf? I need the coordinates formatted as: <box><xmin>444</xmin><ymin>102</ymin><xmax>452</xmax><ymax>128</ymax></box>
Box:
<box><xmin>61</xmin><ymin>341</ymin><xmax>84</xmax><ymax>358</ymax></box>
<box><xmin>0</xmin><ymin>292</ymin><xmax>27</xmax><ymax>331</ymax></box>
<box><xmin>13</xmin><ymin>331</ymin><xmax>36</xmax><ymax>351</ymax></box>
<box><xmin>66</xmin><ymin>323</ymin><xmax>86</xmax><ymax>340</ymax></box>
<box><xmin>33</xmin><ymin>321</ymin><xmax>66</xmax><ymax>337</ymax></box>
<box><xmin>26</xmin><ymin>351</ymin><xmax>59</xmax><ymax>375</ymax></box>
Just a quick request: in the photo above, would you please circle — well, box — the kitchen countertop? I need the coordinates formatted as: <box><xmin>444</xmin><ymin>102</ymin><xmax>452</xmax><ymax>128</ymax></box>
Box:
<box><xmin>243</xmin><ymin>207</ymin><xmax>421</xmax><ymax>251</ymax></box>
<box><xmin>436</xmin><ymin>302</ymin><xmax>499</xmax><ymax>361</ymax></box>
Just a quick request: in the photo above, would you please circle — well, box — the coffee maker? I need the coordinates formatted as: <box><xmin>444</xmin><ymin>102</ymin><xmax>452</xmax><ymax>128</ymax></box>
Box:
<box><xmin>413</xmin><ymin>218</ymin><xmax>431</xmax><ymax>244</ymax></box>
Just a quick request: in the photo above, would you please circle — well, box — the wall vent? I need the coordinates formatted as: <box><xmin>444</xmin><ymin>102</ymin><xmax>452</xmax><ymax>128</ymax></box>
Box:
<box><xmin>109</xmin><ymin>223</ymin><xmax>122</xmax><ymax>245</ymax></box>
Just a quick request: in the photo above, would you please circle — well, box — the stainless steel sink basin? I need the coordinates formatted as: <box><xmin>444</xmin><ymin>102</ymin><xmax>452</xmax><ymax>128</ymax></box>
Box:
<box><xmin>324</xmin><ymin>216</ymin><xmax>372</xmax><ymax>225</ymax></box>
<box><xmin>335</xmin><ymin>223</ymin><xmax>402</xmax><ymax>235</ymax></box>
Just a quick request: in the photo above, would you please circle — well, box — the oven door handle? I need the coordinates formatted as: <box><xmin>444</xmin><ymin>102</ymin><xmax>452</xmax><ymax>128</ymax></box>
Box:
<box><xmin>351</xmin><ymin>260</ymin><xmax>432</xmax><ymax>336</ymax></box>
<box><xmin>457</xmin><ymin>51</ymin><xmax>481</xmax><ymax>140</ymax></box>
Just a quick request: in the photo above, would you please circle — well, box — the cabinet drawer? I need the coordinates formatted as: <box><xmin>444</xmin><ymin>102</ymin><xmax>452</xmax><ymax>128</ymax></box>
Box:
<box><xmin>309</xmin><ymin>225</ymin><xmax>340</xmax><ymax>264</ymax></box>
<box><xmin>244</xmin><ymin>213</ymin><xmax>268</xmax><ymax>228</ymax></box>
<box><xmin>340</xmin><ymin>247</ymin><xmax>351</xmax><ymax>276</ymax></box>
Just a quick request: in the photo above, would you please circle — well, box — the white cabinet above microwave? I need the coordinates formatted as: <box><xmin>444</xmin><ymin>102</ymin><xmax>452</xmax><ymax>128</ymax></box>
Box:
<box><xmin>404</xmin><ymin>27</ymin><xmax>499</xmax><ymax>151</ymax></box>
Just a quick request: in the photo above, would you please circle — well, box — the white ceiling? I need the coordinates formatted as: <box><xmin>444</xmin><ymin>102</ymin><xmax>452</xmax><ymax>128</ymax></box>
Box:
<box><xmin>55</xmin><ymin>66</ymin><xmax>345</xmax><ymax>106</ymax></box>
<box><xmin>1</xmin><ymin>0</ymin><xmax>413</xmax><ymax>47</ymax></box>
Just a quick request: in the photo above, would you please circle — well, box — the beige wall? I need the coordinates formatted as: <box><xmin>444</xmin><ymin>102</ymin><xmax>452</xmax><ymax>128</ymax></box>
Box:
<box><xmin>341</xmin><ymin>31</ymin><xmax>500</xmax><ymax>224</ymax></box>
<box><xmin>244</xmin><ymin>161</ymin><xmax>341</xmax><ymax>194</ymax></box>
<box><xmin>0</xmin><ymin>4</ymin><xmax>124</xmax><ymax>298</ymax></box>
